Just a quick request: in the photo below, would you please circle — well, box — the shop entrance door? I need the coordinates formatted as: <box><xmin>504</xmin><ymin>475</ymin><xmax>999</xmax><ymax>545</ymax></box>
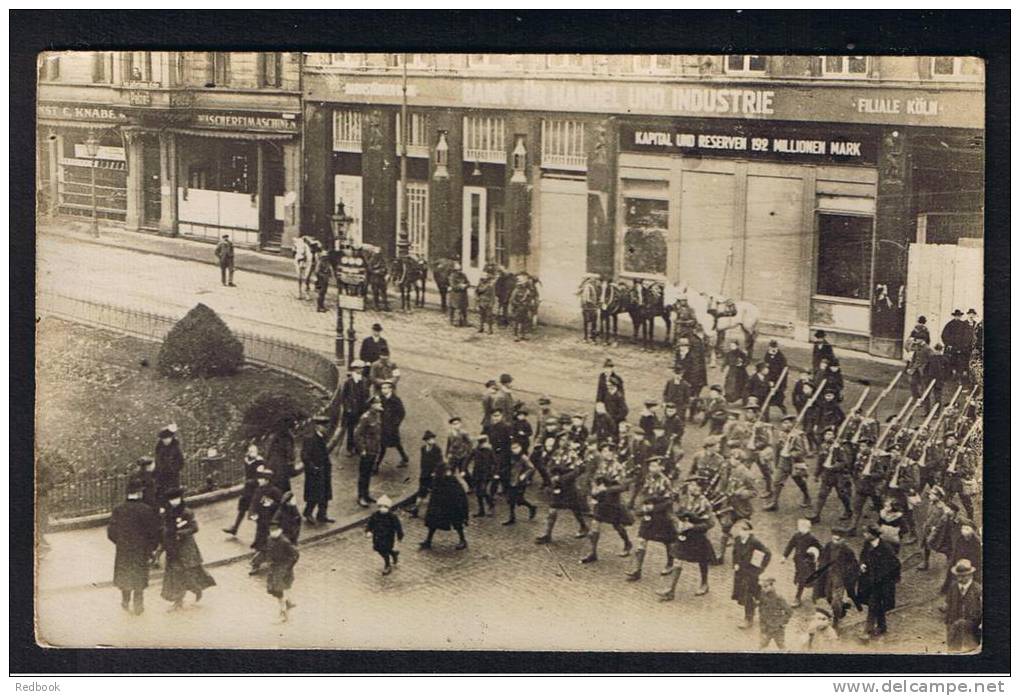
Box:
<box><xmin>141</xmin><ymin>137</ymin><xmax>161</xmax><ymax>228</ymax></box>
<box><xmin>462</xmin><ymin>186</ymin><xmax>487</xmax><ymax>284</ymax></box>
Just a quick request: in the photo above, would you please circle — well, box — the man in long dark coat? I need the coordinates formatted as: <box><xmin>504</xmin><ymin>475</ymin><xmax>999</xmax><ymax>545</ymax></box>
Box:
<box><xmin>941</xmin><ymin>309</ymin><xmax>974</xmax><ymax>379</ymax></box>
<box><xmin>674</xmin><ymin>336</ymin><xmax>707</xmax><ymax>420</ymax></box>
<box><xmin>662</xmin><ymin>367</ymin><xmax>692</xmax><ymax>421</ymax></box>
<box><xmin>128</xmin><ymin>456</ymin><xmax>158</xmax><ymax>509</ymax></box>
<box><xmin>267</xmin><ymin>423</ymin><xmax>297</xmax><ymax>494</ymax></box>
<box><xmin>301</xmin><ymin>416</ymin><xmax>334</xmax><ymax>524</ymax></box>
<box><xmin>857</xmin><ymin>525</ymin><xmax>902</xmax><ymax>640</ymax></box>
<box><xmin>359</xmin><ymin>323</ymin><xmax>389</xmax><ymax>371</ymax></box>
<box><xmin>376</xmin><ymin>381</ymin><xmax>409</xmax><ymax>471</ymax></box>
<box><xmin>945</xmin><ymin>559</ymin><xmax>982</xmax><ymax>652</ymax></box>
<box><xmin>421</xmin><ymin>464</ymin><xmax>470</xmax><ymax>550</ymax></box>
<box><xmin>340</xmin><ymin>360</ymin><xmax>371</xmax><ymax>456</ymax></box>
<box><xmin>731</xmin><ymin>519</ymin><xmax>772</xmax><ymax>629</ymax></box>
<box><xmin>812</xmin><ymin>330</ymin><xmax>836</xmax><ymax>372</ymax></box>
<box><xmin>596</xmin><ymin>359</ymin><xmax>625</xmax><ymax>403</ymax></box>
<box><xmin>108</xmin><ymin>481</ymin><xmax>161</xmax><ymax>615</ymax></box>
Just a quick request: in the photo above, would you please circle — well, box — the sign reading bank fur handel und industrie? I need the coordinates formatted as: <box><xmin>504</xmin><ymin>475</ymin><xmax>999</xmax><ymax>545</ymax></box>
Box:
<box><xmin>619</xmin><ymin>119</ymin><xmax>879</xmax><ymax>166</ymax></box>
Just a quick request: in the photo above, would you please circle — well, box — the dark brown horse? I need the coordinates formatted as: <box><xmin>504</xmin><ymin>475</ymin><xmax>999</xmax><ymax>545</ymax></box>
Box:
<box><xmin>391</xmin><ymin>255</ymin><xmax>428</xmax><ymax>311</ymax></box>
<box><xmin>430</xmin><ymin>258</ymin><xmax>458</xmax><ymax>312</ymax></box>
<box><xmin>621</xmin><ymin>279</ymin><xmax>672</xmax><ymax>351</ymax></box>
<box><xmin>360</xmin><ymin>245</ymin><xmax>390</xmax><ymax>311</ymax></box>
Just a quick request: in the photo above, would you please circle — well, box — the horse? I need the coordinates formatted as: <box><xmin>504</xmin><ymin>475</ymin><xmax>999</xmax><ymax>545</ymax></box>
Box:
<box><xmin>489</xmin><ymin>265</ymin><xmax>518</xmax><ymax>326</ymax></box>
<box><xmin>292</xmin><ymin>236</ymin><xmax>321</xmax><ymax>300</ymax></box>
<box><xmin>430</xmin><ymin>258</ymin><xmax>458</xmax><ymax>312</ymax></box>
<box><xmin>577</xmin><ymin>275</ymin><xmax>600</xmax><ymax>342</ymax></box>
<box><xmin>666</xmin><ymin>282</ymin><xmax>760</xmax><ymax>364</ymax></box>
<box><xmin>391</xmin><ymin>255</ymin><xmax>428</xmax><ymax>311</ymax></box>
<box><xmin>508</xmin><ymin>274</ymin><xmax>541</xmax><ymax>341</ymax></box>
<box><xmin>577</xmin><ymin>275</ymin><xmax>625</xmax><ymax>344</ymax></box>
<box><xmin>360</xmin><ymin>244</ymin><xmax>390</xmax><ymax>311</ymax></box>
<box><xmin>620</xmin><ymin>279</ymin><xmax>672</xmax><ymax>351</ymax></box>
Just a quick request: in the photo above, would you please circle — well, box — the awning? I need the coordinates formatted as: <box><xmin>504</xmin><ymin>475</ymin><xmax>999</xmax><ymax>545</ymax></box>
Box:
<box><xmin>171</xmin><ymin>128</ymin><xmax>295</xmax><ymax>141</ymax></box>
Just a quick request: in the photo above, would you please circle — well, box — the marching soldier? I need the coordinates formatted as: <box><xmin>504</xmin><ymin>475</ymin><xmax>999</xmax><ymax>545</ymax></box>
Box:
<box><xmin>763</xmin><ymin>415</ymin><xmax>812</xmax><ymax>512</ymax></box>
<box><xmin>625</xmin><ymin>456</ymin><xmax>676</xmax><ymax>582</ymax></box>
<box><xmin>658</xmin><ymin>477</ymin><xmax>715</xmax><ymax>601</ymax></box>
<box><xmin>815</xmin><ymin>389</ymin><xmax>846</xmax><ymax>444</ymax></box>
<box><xmin>580</xmin><ymin>443</ymin><xmax>634</xmax><ymax>564</ymax></box>
<box><xmin>809</xmin><ymin>427</ymin><xmax>854</xmax><ymax>523</ymax></box>
<box><xmin>941</xmin><ymin>433</ymin><xmax>978</xmax><ymax>522</ymax></box>
<box><xmin>847</xmin><ymin>437</ymin><xmax>886</xmax><ymax>536</ymax></box>
<box><xmin>475</xmin><ymin>267</ymin><xmax>497</xmax><ymax>334</ymax></box>
<box><xmin>731</xmin><ymin>400</ymin><xmax>775</xmax><ymax>499</ymax></box>
<box><xmin>715</xmin><ymin>449</ymin><xmax>758</xmax><ymax>564</ymax></box>
<box><xmin>535</xmin><ymin>439</ymin><xmax>589</xmax><ymax>545</ymax></box>
<box><xmin>689</xmin><ymin>435</ymin><xmax>725</xmax><ymax>482</ymax></box>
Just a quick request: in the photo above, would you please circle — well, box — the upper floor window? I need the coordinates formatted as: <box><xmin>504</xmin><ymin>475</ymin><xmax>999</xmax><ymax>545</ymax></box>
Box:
<box><xmin>404</xmin><ymin>53</ymin><xmax>433</xmax><ymax>69</ymax></box>
<box><xmin>626</xmin><ymin>55</ymin><xmax>675</xmax><ymax>74</ymax></box>
<box><xmin>395</xmin><ymin>112</ymin><xmax>430</xmax><ymax>157</ymax></box>
<box><xmin>546</xmin><ymin>54</ymin><xmax>590</xmax><ymax>72</ymax></box>
<box><xmin>330</xmin><ymin>53</ymin><xmax>365</xmax><ymax>68</ymax></box>
<box><xmin>125</xmin><ymin>51</ymin><xmax>153</xmax><ymax>83</ymax></box>
<box><xmin>724</xmin><ymin>55</ymin><xmax>767</xmax><ymax>74</ymax></box>
<box><xmin>822</xmin><ymin>56</ymin><xmax>869</xmax><ymax>77</ymax></box>
<box><xmin>259</xmin><ymin>53</ymin><xmax>282</xmax><ymax>88</ymax></box>
<box><xmin>541</xmin><ymin>119</ymin><xmax>586</xmax><ymax>171</ymax></box>
<box><xmin>468</xmin><ymin>54</ymin><xmax>505</xmax><ymax>69</ymax></box>
<box><xmin>463</xmin><ymin>115</ymin><xmax>506</xmax><ymax>164</ymax></box>
<box><xmin>39</xmin><ymin>54</ymin><xmax>61</xmax><ymax>82</ymax></box>
<box><xmin>931</xmin><ymin>56</ymin><xmax>962</xmax><ymax>77</ymax></box>
<box><xmin>206</xmin><ymin>52</ymin><xmax>230</xmax><ymax>87</ymax></box>
<box><xmin>91</xmin><ymin>52</ymin><xmax>114</xmax><ymax>84</ymax></box>
<box><xmin>333</xmin><ymin>109</ymin><xmax>362</xmax><ymax>152</ymax></box>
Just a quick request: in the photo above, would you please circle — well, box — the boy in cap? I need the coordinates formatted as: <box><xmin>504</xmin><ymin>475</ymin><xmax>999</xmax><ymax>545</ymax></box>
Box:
<box><xmin>512</xmin><ymin>407</ymin><xmax>534</xmax><ymax>453</ymax></box>
<box><xmin>731</xmin><ymin>519</ymin><xmax>772</xmax><ymax>629</ymax></box>
<box><xmin>469</xmin><ymin>435</ymin><xmax>497</xmax><ymax>517</ymax></box>
<box><xmin>366</xmin><ymin>495</ymin><xmax>404</xmax><ymax>575</ymax></box>
<box><xmin>504</xmin><ymin>439</ymin><xmax>538</xmax><ymax>525</ymax></box>
<box><xmin>781</xmin><ymin>517</ymin><xmax>822</xmax><ymax>607</ymax></box>
<box><xmin>704</xmin><ymin>385</ymin><xmax>729</xmax><ymax>435</ymax></box>
<box><xmin>480</xmin><ymin>379</ymin><xmax>499</xmax><ymax>428</ymax></box>
<box><xmin>803</xmin><ymin>602</ymin><xmax>840</xmax><ymax>650</ymax></box>
<box><xmin>409</xmin><ymin>430</ymin><xmax>442</xmax><ymax>518</ymax></box>
<box><xmin>757</xmin><ymin>577</ymin><xmax>793</xmax><ymax>649</ymax></box>
<box><xmin>266</xmin><ymin>520</ymin><xmax>299</xmax><ymax>623</ymax></box>
<box><xmin>445</xmin><ymin>416</ymin><xmax>474</xmax><ymax>474</ymax></box>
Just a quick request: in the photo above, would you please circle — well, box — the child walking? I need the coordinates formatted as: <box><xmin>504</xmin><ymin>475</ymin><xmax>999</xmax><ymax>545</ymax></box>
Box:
<box><xmin>366</xmin><ymin>495</ymin><xmax>403</xmax><ymax>574</ymax></box>
<box><xmin>265</xmin><ymin>520</ymin><xmax>299</xmax><ymax>623</ymax></box>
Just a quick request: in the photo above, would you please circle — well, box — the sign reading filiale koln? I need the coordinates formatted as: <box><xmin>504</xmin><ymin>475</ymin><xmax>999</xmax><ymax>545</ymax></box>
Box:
<box><xmin>619</xmin><ymin>119</ymin><xmax>878</xmax><ymax>166</ymax></box>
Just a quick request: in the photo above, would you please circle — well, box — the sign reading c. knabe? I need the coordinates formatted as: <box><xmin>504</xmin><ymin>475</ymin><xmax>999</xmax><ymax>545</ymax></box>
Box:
<box><xmin>619</xmin><ymin>120</ymin><xmax>878</xmax><ymax>165</ymax></box>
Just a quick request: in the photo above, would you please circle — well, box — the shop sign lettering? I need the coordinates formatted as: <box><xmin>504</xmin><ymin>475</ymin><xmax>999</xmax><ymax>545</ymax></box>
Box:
<box><xmin>855</xmin><ymin>97</ymin><xmax>939</xmax><ymax>116</ymax></box>
<box><xmin>37</xmin><ymin>103</ymin><xmax>128</xmax><ymax>122</ymax></box>
<box><xmin>193</xmin><ymin>112</ymin><xmax>298</xmax><ymax>132</ymax></box>
<box><xmin>622</xmin><ymin>122</ymin><xmax>877</xmax><ymax>165</ymax></box>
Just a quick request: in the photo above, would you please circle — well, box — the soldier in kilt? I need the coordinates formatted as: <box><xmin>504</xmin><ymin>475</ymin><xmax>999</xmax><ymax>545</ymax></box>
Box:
<box><xmin>716</xmin><ymin>449</ymin><xmax>758</xmax><ymax>564</ymax></box>
<box><xmin>535</xmin><ymin>441</ymin><xmax>589</xmax><ymax>544</ymax></box>
<box><xmin>625</xmin><ymin>457</ymin><xmax>676</xmax><ymax>582</ymax></box>
<box><xmin>580</xmin><ymin>443</ymin><xmax>634</xmax><ymax>564</ymax></box>
<box><xmin>658</xmin><ymin>477</ymin><xmax>715</xmax><ymax>601</ymax></box>
<box><xmin>809</xmin><ymin>427</ymin><xmax>854</xmax><ymax>523</ymax></box>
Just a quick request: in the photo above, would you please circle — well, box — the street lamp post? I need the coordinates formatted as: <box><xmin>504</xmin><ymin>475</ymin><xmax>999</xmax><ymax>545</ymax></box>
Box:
<box><xmin>83</xmin><ymin>132</ymin><xmax>101</xmax><ymax>238</ymax></box>
<box><xmin>330</xmin><ymin>201</ymin><xmax>353</xmax><ymax>364</ymax></box>
<box><xmin>397</xmin><ymin>53</ymin><xmax>411</xmax><ymax>258</ymax></box>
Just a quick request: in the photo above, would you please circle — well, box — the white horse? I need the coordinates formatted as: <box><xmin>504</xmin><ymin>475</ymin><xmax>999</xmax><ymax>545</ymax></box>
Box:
<box><xmin>666</xmin><ymin>282</ymin><xmax>761</xmax><ymax>363</ymax></box>
<box><xmin>293</xmin><ymin>236</ymin><xmax>320</xmax><ymax>300</ymax></box>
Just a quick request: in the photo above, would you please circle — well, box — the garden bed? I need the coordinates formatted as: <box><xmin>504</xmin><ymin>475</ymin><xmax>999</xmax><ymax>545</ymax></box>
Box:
<box><xmin>36</xmin><ymin>316</ymin><xmax>325</xmax><ymax>518</ymax></box>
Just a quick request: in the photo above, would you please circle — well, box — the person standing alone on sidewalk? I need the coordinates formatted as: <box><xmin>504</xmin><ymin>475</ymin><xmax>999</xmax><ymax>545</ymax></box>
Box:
<box><xmin>340</xmin><ymin>360</ymin><xmax>371</xmax><ymax>456</ymax></box>
<box><xmin>214</xmin><ymin>234</ymin><xmax>236</xmax><ymax>287</ymax></box>
<box><xmin>376</xmin><ymin>380</ymin><xmax>409</xmax><ymax>471</ymax></box>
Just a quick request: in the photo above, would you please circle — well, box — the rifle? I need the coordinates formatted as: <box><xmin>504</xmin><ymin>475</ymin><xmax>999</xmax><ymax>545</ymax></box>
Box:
<box><xmin>901</xmin><ymin>379</ymin><xmax>936</xmax><ymax>428</ymax></box>
<box><xmin>947</xmin><ymin>418</ymin><xmax>981</xmax><ymax>475</ymax></box>
<box><xmin>822</xmin><ymin>387</ymin><xmax>870</xmax><ymax>470</ymax></box>
<box><xmin>746</xmin><ymin>366</ymin><xmax>788</xmax><ymax>450</ymax></box>
<box><xmin>954</xmin><ymin>384</ymin><xmax>982</xmax><ymax>436</ymax></box>
<box><xmin>853</xmin><ymin>371</ymin><xmax>903</xmax><ymax>443</ymax></box>
<box><xmin>917</xmin><ymin>386</ymin><xmax>961</xmax><ymax>469</ymax></box>
<box><xmin>890</xmin><ymin>404</ymin><xmax>940</xmax><ymax>489</ymax></box>
<box><xmin>781</xmin><ymin>379</ymin><xmax>826</xmax><ymax>458</ymax></box>
<box><xmin>861</xmin><ymin>397</ymin><xmax>912</xmax><ymax>477</ymax></box>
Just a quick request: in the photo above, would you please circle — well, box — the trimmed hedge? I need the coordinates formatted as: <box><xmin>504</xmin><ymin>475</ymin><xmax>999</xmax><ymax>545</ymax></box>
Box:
<box><xmin>157</xmin><ymin>303</ymin><xmax>244</xmax><ymax>378</ymax></box>
<box><xmin>240</xmin><ymin>392</ymin><xmax>311</xmax><ymax>441</ymax></box>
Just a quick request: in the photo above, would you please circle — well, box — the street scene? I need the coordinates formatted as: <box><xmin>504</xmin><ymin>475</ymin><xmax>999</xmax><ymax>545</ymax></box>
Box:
<box><xmin>35</xmin><ymin>51</ymin><xmax>984</xmax><ymax>654</ymax></box>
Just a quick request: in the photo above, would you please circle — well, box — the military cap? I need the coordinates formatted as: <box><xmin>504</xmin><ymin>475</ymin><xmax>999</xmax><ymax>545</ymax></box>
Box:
<box><xmin>781</xmin><ymin>414</ymin><xmax>797</xmax><ymax>423</ymax></box>
<box><xmin>422</xmin><ymin>430</ymin><xmax>437</xmax><ymax>441</ymax></box>
<box><xmin>499</xmin><ymin>373</ymin><xmax>513</xmax><ymax>385</ymax></box>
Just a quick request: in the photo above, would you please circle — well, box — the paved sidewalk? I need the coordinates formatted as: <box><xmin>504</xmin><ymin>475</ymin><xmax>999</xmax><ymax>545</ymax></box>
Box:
<box><xmin>38</xmin><ymin>219</ymin><xmax>906</xmax><ymax>397</ymax></box>
<box><xmin>37</xmin><ymin>371</ymin><xmax>440</xmax><ymax>593</ymax></box>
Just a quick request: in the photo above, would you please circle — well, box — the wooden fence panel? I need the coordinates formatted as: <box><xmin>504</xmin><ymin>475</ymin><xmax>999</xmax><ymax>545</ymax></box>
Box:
<box><xmin>904</xmin><ymin>243</ymin><xmax>983</xmax><ymax>343</ymax></box>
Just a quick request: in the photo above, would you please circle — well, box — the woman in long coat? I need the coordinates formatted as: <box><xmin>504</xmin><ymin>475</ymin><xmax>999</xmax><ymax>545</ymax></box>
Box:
<box><xmin>266</xmin><ymin>425</ymin><xmax>297</xmax><ymax>494</ymax></box>
<box><xmin>154</xmin><ymin>427</ymin><xmax>185</xmax><ymax>502</ymax></box>
<box><xmin>160</xmin><ymin>488</ymin><xmax>216</xmax><ymax>610</ymax></box>
<box><xmin>421</xmin><ymin>465</ymin><xmax>470</xmax><ymax>550</ymax></box>
<box><xmin>722</xmin><ymin>340</ymin><xmax>750</xmax><ymax>403</ymax></box>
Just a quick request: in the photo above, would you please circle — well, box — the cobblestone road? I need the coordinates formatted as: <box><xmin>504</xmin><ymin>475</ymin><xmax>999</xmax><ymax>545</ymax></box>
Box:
<box><xmin>35</xmin><ymin>233</ymin><xmax>953</xmax><ymax>653</ymax></box>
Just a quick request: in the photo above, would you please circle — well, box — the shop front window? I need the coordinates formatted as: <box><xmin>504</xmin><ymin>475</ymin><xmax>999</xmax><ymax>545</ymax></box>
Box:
<box><xmin>816</xmin><ymin>214</ymin><xmax>873</xmax><ymax>299</ymax></box>
<box><xmin>622</xmin><ymin>197</ymin><xmax>668</xmax><ymax>276</ymax></box>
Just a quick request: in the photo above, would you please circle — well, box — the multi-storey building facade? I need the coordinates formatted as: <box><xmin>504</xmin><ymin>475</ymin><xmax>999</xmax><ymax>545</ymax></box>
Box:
<box><xmin>37</xmin><ymin>51</ymin><xmax>303</xmax><ymax>249</ymax></box>
<box><xmin>302</xmin><ymin>53</ymin><xmax>983</xmax><ymax>357</ymax></box>
<box><xmin>38</xmin><ymin>53</ymin><xmax>984</xmax><ymax>357</ymax></box>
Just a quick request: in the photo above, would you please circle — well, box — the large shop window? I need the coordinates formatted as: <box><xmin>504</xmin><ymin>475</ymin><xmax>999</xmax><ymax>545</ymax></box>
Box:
<box><xmin>56</xmin><ymin>133</ymin><xmax>127</xmax><ymax>222</ymax></box>
<box><xmin>541</xmin><ymin>119</ymin><xmax>586</xmax><ymax>171</ymax></box>
<box><xmin>816</xmin><ymin>214</ymin><xmax>873</xmax><ymax>300</ymax></box>
<box><xmin>622</xmin><ymin>197</ymin><xmax>669</xmax><ymax>277</ymax></box>
<box><xmin>333</xmin><ymin>110</ymin><xmax>363</xmax><ymax>152</ymax></box>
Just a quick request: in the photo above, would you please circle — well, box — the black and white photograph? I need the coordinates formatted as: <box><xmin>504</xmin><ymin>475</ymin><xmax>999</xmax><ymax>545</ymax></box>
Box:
<box><xmin>21</xmin><ymin>11</ymin><xmax>1003</xmax><ymax>670</ymax></box>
